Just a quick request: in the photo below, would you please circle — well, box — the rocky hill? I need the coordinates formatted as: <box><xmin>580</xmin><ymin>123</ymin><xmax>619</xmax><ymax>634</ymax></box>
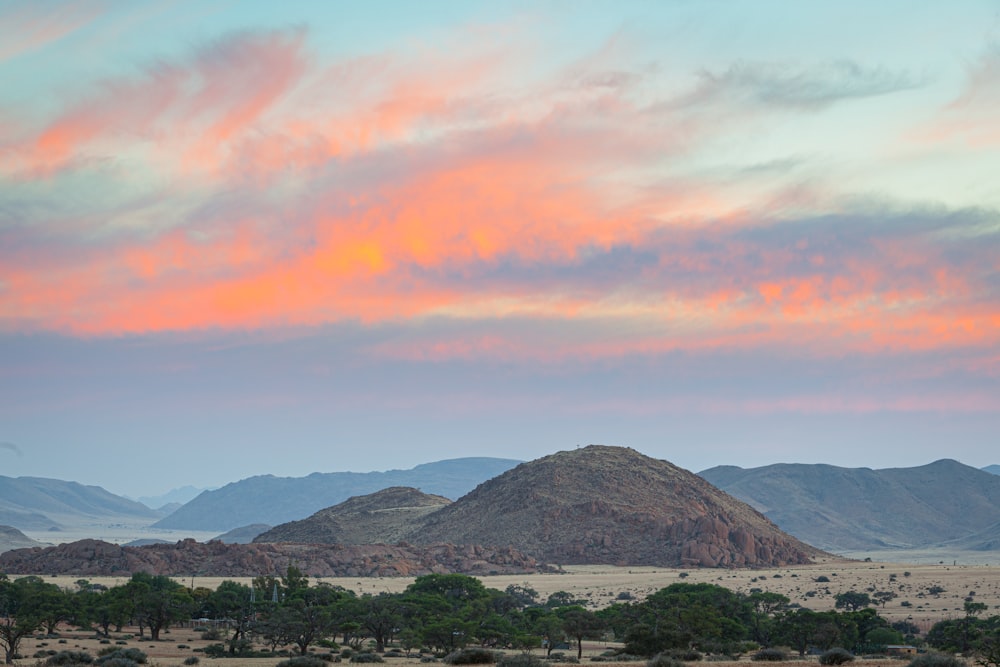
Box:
<box><xmin>154</xmin><ymin>457</ymin><xmax>520</xmax><ymax>532</ymax></box>
<box><xmin>254</xmin><ymin>487</ymin><xmax>450</xmax><ymax>544</ymax></box>
<box><xmin>0</xmin><ymin>525</ymin><xmax>46</xmax><ymax>553</ymax></box>
<box><xmin>0</xmin><ymin>538</ymin><xmax>546</xmax><ymax>577</ymax></box>
<box><xmin>409</xmin><ymin>446</ymin><xmax>821</xmax><ymax>567</ymax></box>
<box><xmin>0</xmin><ymin>476</ymin><xmax>160</xmax><ymax>532</ymax></box>
<box><xmin>699</xmin><ymin>459</ymin><xmax>1000</xmax><ymax>551</ymax></box>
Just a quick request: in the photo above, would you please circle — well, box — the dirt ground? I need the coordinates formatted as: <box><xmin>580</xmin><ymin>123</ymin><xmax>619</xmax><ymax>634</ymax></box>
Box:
<box><xmin>14</xmin><ymin>624</ymin><xmax>919</xmax><ymax>667</ymax></box>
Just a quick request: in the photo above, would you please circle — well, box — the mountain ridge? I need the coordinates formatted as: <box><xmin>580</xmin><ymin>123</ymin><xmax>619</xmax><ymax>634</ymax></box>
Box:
<box><xmin>699</xmin><ymin>459</ymin><xmax>1000</xmax><ymax>551</ymax></box>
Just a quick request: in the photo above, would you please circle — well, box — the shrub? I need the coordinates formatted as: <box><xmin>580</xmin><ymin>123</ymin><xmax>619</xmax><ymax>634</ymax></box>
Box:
<box><xmin>276</xmin><ymin>658</ymin><xmax>330</xmax><ymax>667</ymax></box>
<box><xmin>819</xmin><ymin>648</ymin><xmax>854</xmax><ymax>665</ymax></box>
<box><xmin>46</xmin><ymin>651</ymin><xmax>94</xmax><ymax>666</ymax></box>
<box><xmin>751</xmin><ymin>649</ymin><xmax>787</xmax><ymax>662</ymax></box>
<box><xmin>202</xmin><ymin>644</ymin><xmax>227</xmax><ymax>659</ymax></box>
<box><xmin>499</xmin><ymin>656</ymin><xmax>545</xmax><ymax>667</ymax></box>
<box><xmin>200</xmin><ymin>629</ymin><xmax>222</xmax><ymax>641</ymax></box>
<box><xmin>445</xmin><ymin>649</ymin><xmax>497</xmax><ymax>665</ymax></box>
<box><xmin>95</xmin><ymin>649</ymin><xmax>147</xmax><ymax>665</ymax></box>
<box><xmin>184</xmin><ymin>658</ymin><xmax>200</xmax><ymax>666</ymax></box>
<box><xmin>351</xmin><ymin>654</ymin><xmax>385</xmax><ymax>664</ymax></box>
<box><xmin>906</xmin><ymin>655</ymin><xmax>966</xmax><ymax>667</ymax></box>
<box><xmin>816</xmin><ymin>576</ymin><xmax>831</xmax><ymax>583</ymax></box>
<box><xmin>646</xmin><ymin>654</ymin><xmax>684</xmax><ymax>667</ymax></box>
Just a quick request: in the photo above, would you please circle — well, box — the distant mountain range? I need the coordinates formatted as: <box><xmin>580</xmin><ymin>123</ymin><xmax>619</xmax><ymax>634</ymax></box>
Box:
<box><xmin>3</xmin><ymin>455</ymin><xmax>1000</xmax><ymax>560</ymax></box>
<box><xmin>0</xmin><ymin>475</ymin><xmax>161</xmax><ymax>532</ymax></box>
<box><xmin>699</xmin><ymin>459</ymin><xmax>1000</xmax><ymax>551</ymax></box>
<box><xmin>152</xmin><ymin>457</ymin><xmax>522</xmax><ymax>532</ymax></box>
<box><xmin>4</xmin><ymin>446</ymin><xmax>820</xmax><ymax>571</ymax></box>
<box><xmin>135</xmin><ymin>485</ymin><xmax>213</xmax><ymax>511</ymax></box>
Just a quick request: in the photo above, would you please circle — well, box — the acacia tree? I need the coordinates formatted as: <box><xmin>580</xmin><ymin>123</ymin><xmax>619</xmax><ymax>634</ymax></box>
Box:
<box><xmin>0</xmin><ymin>576</ymin><xmax>45</xmax><ymax>665</ymax></box>
<box><xmin>125</xmin><ymin>573</ymin><xmax>194</xmax><ymax>640</ymax></box>
<box><xmin>560</xmin><ymin>607</ymin><xmax>605</xmax><ymax>660</ymax></box>
<box><xmin>834</xmin><ymin>591</ymin><xmax>872</xmax><ymax>612</ymax></box>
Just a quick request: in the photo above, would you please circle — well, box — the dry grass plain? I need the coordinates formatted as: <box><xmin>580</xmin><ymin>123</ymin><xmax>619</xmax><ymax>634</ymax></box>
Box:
<box><xmin>26</xmin><ymin>555</ymin><xmax>1000</xmax><ymax>667</ymax></box>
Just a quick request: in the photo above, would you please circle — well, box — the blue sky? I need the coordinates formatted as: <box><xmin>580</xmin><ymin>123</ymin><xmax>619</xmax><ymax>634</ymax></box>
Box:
<box><xmin>1</xmin><ymin>1</ymin><xmax>998</xmax><ymax>497</ymax></box>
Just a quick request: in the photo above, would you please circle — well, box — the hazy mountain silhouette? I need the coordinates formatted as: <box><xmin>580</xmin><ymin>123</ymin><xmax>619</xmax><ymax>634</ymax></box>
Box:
<box><xmin>154</xmin><ymin>457</ymin><xmax>521</xmax><ymax>532</ymax></box>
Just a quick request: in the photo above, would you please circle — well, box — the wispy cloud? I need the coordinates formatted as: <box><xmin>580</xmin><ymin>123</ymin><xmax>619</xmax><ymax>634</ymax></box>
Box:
<box><xmin>0</xmin><ymin>23</ymin><xmax>996</xmax><ymax>369</ymax></box>
<box><xmin>0</xmin><ymin>441</ymin><xmax>23</xmax><ymax>457</ymax></box>
<box><xmin>685</xmin><ymin>60</ymin><xmax>923</xmax><ymax>111</ymax></box>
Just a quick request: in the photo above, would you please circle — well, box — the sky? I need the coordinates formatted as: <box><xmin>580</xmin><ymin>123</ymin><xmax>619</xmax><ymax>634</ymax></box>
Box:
<box><xmin>1</xmin><ymin>1</ymin><xmax>998</xmax><ymax>499</ymax></box>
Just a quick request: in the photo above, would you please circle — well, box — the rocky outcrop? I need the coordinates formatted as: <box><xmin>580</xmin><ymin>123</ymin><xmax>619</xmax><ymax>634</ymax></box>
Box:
<box><xmin>0</xmin><ymin>538</ymin><xmax>548</xmax><ymax>577</ymax></box>
<box><xmin>410</xmin><ymin>445</ymin><xmax>823</xmax><ymax>568</ymax></box>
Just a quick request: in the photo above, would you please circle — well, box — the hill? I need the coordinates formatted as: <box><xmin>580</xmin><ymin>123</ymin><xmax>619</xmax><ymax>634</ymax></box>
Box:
<box><xmin>0</xmin><ymin>476</ymin><xmax>161</xmax><ymax>532</ymax></box>
<box><xmin>154</xmin><ymin>457</ymin><xmax>520</xmax><ymax>532</ymax></box>
<box><xmin>213</xmin><ymin>524</ymin><xmax>273</xmax><ymax>544</ymax></box>
<box><xmin>698</xmin><ymin>459</ymin><xmax>1000</xmax><ymax>551</ymax></box>
<box><xmin>254</xmin><ymin>487</ymin><xmax>450</xmax><ymax>544</ymax></box>
<box><xmin>409</xmin><ymin>445</ymin><xmax>822</xmax><ymax>567</ymax></box>
<box><xmin>0</xmin><ymin>538</ymin><xmax>546</xmax><ymax>577</ymax></box>
<box><xmin>0</xmin><ymin>525</ymin><xmax>46</xmax><ymax>553</ymax></box>
<box><xmin>984</xmin><ymin>465</ymin><xmax>1000</xmax><ymax>476</ymax></box>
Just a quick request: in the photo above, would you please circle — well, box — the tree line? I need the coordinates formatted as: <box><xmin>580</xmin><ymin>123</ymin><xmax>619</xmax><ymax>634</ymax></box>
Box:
<box><xmin>3</xmin><ymin>570</ymin><xmax>999</xmax><ymax>666</ymax></box>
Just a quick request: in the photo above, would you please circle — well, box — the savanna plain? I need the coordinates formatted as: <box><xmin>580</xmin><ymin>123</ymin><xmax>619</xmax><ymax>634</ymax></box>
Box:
<box><xmin>20</xmin><ymin>559</ymin><xmax>1000</xmax><ymax>667</ymax></box>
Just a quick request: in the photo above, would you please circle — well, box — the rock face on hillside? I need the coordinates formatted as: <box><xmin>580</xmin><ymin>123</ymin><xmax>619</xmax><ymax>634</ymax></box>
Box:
<box><xmin>412</xmin><ymin>446</ymin><xmax>821</xmax><ymax>567</ymax></box>
<box><xmin>254</xmin><ymin>487</ymin><xmax>451</xmax><ymax>545</ymax></box>
<box><xmin>0</xmin><ymin>538</ymin><xmax>547</xmax><ymax>577</ymax></box>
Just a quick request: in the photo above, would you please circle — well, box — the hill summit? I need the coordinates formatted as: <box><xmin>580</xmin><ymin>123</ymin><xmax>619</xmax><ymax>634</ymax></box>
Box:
<box><xmin>407</xmin><ymin>445</ymin><xmax>820</xmax><ymax>567</ymax></box>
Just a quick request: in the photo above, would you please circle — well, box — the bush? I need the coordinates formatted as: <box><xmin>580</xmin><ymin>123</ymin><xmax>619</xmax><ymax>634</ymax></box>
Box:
<box><xmin>95</xmin><ymin>649</ymin><xmax>147</xmax><ymax>665</ymax></box>
<box><xmin>351</xmin><ymin>654</ymin><xmax>384</xmax><ymax>664</ymax></box>
<box><xmin>276</xmin><ymin>658</ymin><xmax>329</xmax><ymax>667</ymax></box>
<box><xmin>46</xmin><ymin>651</ymin><xmax>94</xmax><ymax>666</ymax></box>
<box><xmin>751</xmin><ymin>649</ymin><xmax>787</xmax><ymax>662</ymax></box>
<box><xmin>498</xmin><ymin>656</ymin><xmax>545</xmax><ymax>667</ymax></box>
<box><xmin>906</xmin><ymin>655</ymin><xmax>966</xmax><ymax>667</ymax></box>
<box><xmin>819</xmin><ymin>648</ymin><xmax>854</xmax><ymax>665</ymax></box>
<box><xmin>445</xmin><ymin>649</ymin><xmax>497</xmax><ymax>665</ymax></box>
<box><xmin>184</xmin><ymin>659</ymin><xmax>200</xmax><ymax>666</ymax></box>
<box><xmin>646</xmin><ymin>654</ymin><xmax>684</xmax><ymax>667</ymax></box>
<box><xmin>200</xmin><ymin>629</ymin><xmax>222</xmax><ymax>641</ymax></box>
<box><xmin>202</xmin><ymin>644</ymin><xmax>227</xmax><ymax>659</ymax></box>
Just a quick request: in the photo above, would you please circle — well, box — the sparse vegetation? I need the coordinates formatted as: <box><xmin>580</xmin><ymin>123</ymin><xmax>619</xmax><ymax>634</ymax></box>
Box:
<box><xmin>444</xmin><ymin>648</ymin><xmax>496</xmax><ymax>664</ymax></box>
<box><xmin>818</xmin><ymin>648</ymin><xmax>854</xmax><ymax>665</ymax></box>
<box><xmin>751</xmin><ymin>649</ymin><xmax>787</xmax><ymax>661</ymax></box>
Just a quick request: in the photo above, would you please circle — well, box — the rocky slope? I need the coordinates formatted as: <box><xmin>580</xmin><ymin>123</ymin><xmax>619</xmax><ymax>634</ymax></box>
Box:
<box><xmin>254</xmin><ymin>487</ymin><xmax>450</xmax><ymax>544</ymax></box>
<box><xmin>699</xmin><ymin>459</ymin><xmax>1000</xmax><ymax>551</ymax></box>
<box><xmin>410</xmin><ymin>445</ymin><xmax>821</xmax><ymax>567</ymax></box>
<box><xmin>0</xmin><ymin>538</ymin><xmax>547</xmax><ymax>577</ymax></box>
<box><xmin>154</xmin><ymin>457</ymin><xmax>520</xmax><ymax>532</ymax></box>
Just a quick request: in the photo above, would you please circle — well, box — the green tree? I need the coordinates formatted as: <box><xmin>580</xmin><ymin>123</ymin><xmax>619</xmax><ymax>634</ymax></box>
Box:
<box><xmin>834</xmin><ymin>592</ymin><xmax>872</xmax><ymax>613</ymax></box>
<box><xmin>0</xmin><ymin>575</ymin><xmax>45</xmax><ymax>665</ymax></box>
<box><xmin>125</xmin><ymin>573</ymin><xmax>194</xmax><ymax>640</ymax></box>
<box><xmin>559</xmin><ymin>607</ymin><xmax>605</xmax><ymax>660</ymax></box>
